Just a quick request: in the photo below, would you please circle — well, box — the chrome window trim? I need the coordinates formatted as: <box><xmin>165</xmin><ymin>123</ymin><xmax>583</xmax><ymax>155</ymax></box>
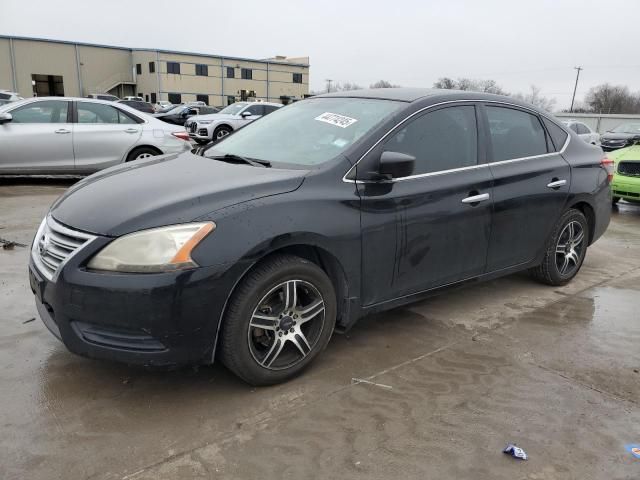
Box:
<box><xmin>342</xmin><ymin>99</ymin><xmax>571</xmax><ymax>184</ymax></box>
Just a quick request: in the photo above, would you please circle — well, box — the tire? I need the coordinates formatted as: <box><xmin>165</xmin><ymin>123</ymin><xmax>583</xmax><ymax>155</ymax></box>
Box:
<box><xmin>126</xmin><ymin>146</ymin><xmax>159</xmax><ymax>162</ymax></box>
<box><xmin>213</xmin><ymin>125</ymin><xmax>232</xmax><ymax>142</ymax></box>
<box><xmin>530</xmin><ymin>209</ymin><xmax>589</xmax><ymax>286</ymax></box>
<box><xmin>612</xmin><ymin>196</ymin><xmax>620</xmax><ymax>205</ymax></box>
<box><xmin>220</xmin><ymin>254</ymin><xmax>336</xmax><ymax>386</ymax></box>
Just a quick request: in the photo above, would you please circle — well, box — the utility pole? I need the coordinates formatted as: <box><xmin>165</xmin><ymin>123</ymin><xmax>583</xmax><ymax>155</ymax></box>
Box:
<box><xmin>570</xmin><ymin>66</ymin><xmax>583</xmax><ymax>113</ymax></box>
<box><xmin>325</xmin><ymin>79</ymin><xmax>333</xmax><ymax>93</ymax></box>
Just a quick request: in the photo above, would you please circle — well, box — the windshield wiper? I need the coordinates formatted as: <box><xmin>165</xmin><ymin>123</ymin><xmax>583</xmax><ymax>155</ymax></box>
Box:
<box><xmin>208</xmin><ymin>153</ymin><xmax>271</xmax><ymax>168</ymax></box>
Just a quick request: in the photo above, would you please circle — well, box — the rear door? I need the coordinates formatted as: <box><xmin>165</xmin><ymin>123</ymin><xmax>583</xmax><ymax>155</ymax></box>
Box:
<box><xmin>72</xmin><ymin>101</ymin><xmax>142</xmax><ymax>172</ymax></box>
<box><xmin>483</xmin><ymin>104</ymin><xmax>570</xmax><ymax>272</ymax></box>
<box><xmin>359</xmin><ymin>104</ymin><xmax>494</xmax><ymax>305</ymax></box>
<box><xmin>0</xmin><ymin>100</ymin><xmax>74</xmax><ymax>173</ymax></box>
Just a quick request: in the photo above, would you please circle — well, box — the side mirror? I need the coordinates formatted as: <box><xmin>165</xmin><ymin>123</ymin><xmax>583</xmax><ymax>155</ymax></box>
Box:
<box><xmin>0</xmin><ymin>112</ymin><xmax>13</xmax><ymax>125</ymax></box>
<box><xmin>378</xmin><ymin>151</ymin><xmax>415</xmax><ymax>179</ymax></box>
<box><xmin>241</xmin><ymin>111</ymin><xmax>252</xmax><ymax>118</ymax></box>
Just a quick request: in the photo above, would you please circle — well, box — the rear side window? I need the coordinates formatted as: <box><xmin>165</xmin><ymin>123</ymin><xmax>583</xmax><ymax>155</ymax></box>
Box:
<box><xmin>11</xmin><ymin>101</ymin><xmax>69</xmax><ymax>123</ymax></box>
<box><xmin>384</xmin><ymin>105</ymin><xmax>478</xmax><ymax>175</ymax></box>
<box><xmin>542</xmin><ymin>118</ymin><xmax>569</xmax><ymax>152</ymax></box>
<box><xmin>77</xmin><ymin>102</ymin><xmax>120</xmax><ymax>123</ymax></box>
<box><xmin>486</xmin><ymin>106</ymin><xmax>548</xmax><ymax>161</ymax></box>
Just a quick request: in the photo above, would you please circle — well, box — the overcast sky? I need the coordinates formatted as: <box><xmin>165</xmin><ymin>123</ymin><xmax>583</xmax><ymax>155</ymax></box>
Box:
<box><xmin>1</xmin><ymin>0</ymin><xmax>638</xmax><ymax>110</ymax></box>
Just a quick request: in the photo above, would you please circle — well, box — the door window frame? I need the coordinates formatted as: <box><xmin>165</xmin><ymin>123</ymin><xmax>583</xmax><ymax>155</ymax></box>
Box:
<box><xmin>8</xmin><ymin>99</ymin><xmax>72</xmax><ymax>124</ymax></box>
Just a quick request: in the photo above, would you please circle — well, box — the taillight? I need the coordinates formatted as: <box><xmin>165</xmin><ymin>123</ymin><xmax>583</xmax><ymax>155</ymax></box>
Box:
<box><xmin>171</xmin><ymin>131</ymin><xmax>191</xmax><ymax>142</ymax></box>
<box><xmin>601</xmin><ymin>156</ymin><xmax>614</xmax><ymax>182</ymax></box>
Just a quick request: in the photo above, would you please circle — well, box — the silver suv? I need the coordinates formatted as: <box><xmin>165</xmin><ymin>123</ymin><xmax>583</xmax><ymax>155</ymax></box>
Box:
<box><xmin>185</xmin><ymin>101</ymin><xmax>282</xmax><ymax>144</ymax></box>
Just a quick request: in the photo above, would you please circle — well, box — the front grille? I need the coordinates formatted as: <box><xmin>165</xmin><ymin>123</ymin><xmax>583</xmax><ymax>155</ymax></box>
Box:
<box><xmin>618</xmin><ymin>161</ymin><xmax>640</xmax><ymax>177</ymax></box>
<box><xmin>32</xmin><ymin>216</ymin><xmax>96</xmax><ymax>281</ymax></box>
<box><xmin>198</xmin><ymin>128</ymin><xmax>209</xmax><ymax>137</ymax></box>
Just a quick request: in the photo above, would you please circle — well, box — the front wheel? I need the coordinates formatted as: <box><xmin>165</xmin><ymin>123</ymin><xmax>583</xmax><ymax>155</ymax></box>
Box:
<box><xmin>220</xmin><ymin>255</ymin><xmax>336</xmax><ymax>386</ymax></box>
<box><xmin>213</xmin><ymin>125</ymin><xmax>232</xmax><ymax>142</ymax></box>
<box><xmin>530</xmin><ymin>209</ymin><xmax>589</xmax><ymax>286</ymax></box>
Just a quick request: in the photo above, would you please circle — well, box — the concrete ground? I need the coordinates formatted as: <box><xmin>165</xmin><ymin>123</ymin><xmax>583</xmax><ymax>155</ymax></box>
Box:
<box><xmin>1</xmin><ymin>179</ymin><xmax>639</xmax><ymax>480</ymax></box>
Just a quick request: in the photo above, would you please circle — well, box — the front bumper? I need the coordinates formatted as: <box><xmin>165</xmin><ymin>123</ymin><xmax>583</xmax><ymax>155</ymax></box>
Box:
<box><xmin>29</xmin><ymin>236</ymin><xmax>240</xmax><ymax>367</ymax></box>
<box><xmin>186</xmin><ymin>123</ymin><xmax>213</xmax><ymax>141</ymax></box>
<box><xmin>612</xmin><ymin>175</ymin><xmax>640</xmax><ymax>201</ymax></box>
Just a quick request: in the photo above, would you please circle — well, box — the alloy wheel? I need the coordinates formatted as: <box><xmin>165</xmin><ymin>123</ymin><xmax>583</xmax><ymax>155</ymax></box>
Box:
<box><xmin>216</xmin><ymin>129</ymin><xmax>230</xmax><ymax>140</ymax></box>
<box><xmin>136</xmin><ymin>152</ymin><xmax>153</xmax><ymax>160</ymax></box>
<box><xmin>248</xmin><ymin>280</ymin><xmax>325</xmax><ymax>370</ymax></box>
<box><xmin>555</xmin><ymin>220</ymin><xmax>585</xmax><ymax>276</ymax></box>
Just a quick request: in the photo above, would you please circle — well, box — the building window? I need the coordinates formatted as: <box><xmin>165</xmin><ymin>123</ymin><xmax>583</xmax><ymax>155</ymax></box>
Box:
<box><xmin>226</xmin><ymin>67</ymin><xmax>235</xmax><ymax>78</ymax></box>
<box><xmin>150</xmin><ymin>92</ymin><xmax>157</xmax><ymax>104</ymax></box>
<box><xmin>137</xmin><ymin>93</ymin><xmax>143</xmax><ymax>99</ymax></box>
<box><xmin>239</xmin><ymin>90</ymin><xmax>256</xmax><ymax>101</ymax></box>
<box><xmin>227</xmin><ymin>96</ymin><xmax>236</xmax><ymax>105</ymax></box>
<box><xmin>149</xmin><ymin>62</ymin><xmax>155</xmax><ymax>73</ymax></box>
<box><xmin>145</xmin><ymin>94</ymin><xmax>149</xmax><ymax>102</ymax></box>
<box><xmin>136</xmin><ymin>63</ymin><xmax>142</xmax><ymax>75</ymax></box>
<box><xmin>31</xmin><ymin>74</ymin><xmax>64</xmax><ymax>96</ymax></box>
<box><xmin>168</xmin><ymin>93</ymin><xmax>181</xmax><ymax>104</ymax></box>
<box><xmin>195</xmin><ymin>64</ymin><xmax>208</xmax><ymax>76</ymax></box>
<box><xmin>167</xmin><ymin>62</ymin><xmax>181</xmax><ymax>74</ymax></box>
<box><xmin>196</xmin><ymin>94</ymin><xmax>209</xmax><ymax>105</ymax></box>
<box><xmin>241</xmin><ymin>68</ymin><xmax>252</xmax><ymax>80</ymax></box>
<box><xmin>293</xmin><ymin>73</ymin><xmax>303</xmax><ymax>84</ymax></box>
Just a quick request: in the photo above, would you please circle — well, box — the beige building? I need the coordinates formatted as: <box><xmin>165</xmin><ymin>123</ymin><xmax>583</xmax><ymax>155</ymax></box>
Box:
<box><xmin>0</xmin><ymin>36</ymin><xmax>310</xmax><ymax>107</ymax></box>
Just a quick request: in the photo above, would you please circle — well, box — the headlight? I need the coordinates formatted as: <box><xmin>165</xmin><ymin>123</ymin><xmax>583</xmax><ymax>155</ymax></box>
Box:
<box><xmin>198</xmin><ymin>120</ymin><xmax>213</xmax><ymax>125</ymax></box>
<box><xmin>87</xmin><ymin>222</ymin><xmax>215</xmax><ymax>273</ymax></box>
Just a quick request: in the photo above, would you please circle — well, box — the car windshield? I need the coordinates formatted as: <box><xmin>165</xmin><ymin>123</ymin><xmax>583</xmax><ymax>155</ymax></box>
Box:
<box><xmin>219</xmin><ymin>103</ymin><xmax>249</xmax><ymax>115</ymax></box>
<box><xmin>205</xmin><ymin>97</ymin><xmax>402</xmax><ymax>166</ymax></box>
<box><xmin>611</xmin><ymin>123</ymin><xmax>640</xmax><ymax>134</ymax></box>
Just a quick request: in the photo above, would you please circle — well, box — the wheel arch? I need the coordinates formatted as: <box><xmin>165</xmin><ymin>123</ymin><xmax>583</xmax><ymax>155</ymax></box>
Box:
<box><xmin>567</xmin><ymin>199</ymin><xmax>596</xmax><ymax>244</ymax></box>
<box><xmin>124</xmin><ymin>144</ymin><xmax>163</xmax><ymax>162</ymax></box>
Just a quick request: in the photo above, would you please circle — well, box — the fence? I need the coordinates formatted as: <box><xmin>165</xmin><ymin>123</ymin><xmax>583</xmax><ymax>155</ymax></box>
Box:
<box><xmin>554</xmin><ymin>113</ymin><xmax>640</xmax><ymax>134</ymax></box>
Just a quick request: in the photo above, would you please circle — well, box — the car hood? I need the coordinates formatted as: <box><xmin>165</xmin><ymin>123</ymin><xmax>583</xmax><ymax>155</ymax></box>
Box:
<box><xmin>192</xmin><ymin>113</ymin><xmax>237</xmax><ymax>123</ymax></box>
<box><xmin>601</xmin><ymin>132</ymin><xmax>640</xmax><ymax>141</ymax></box>
<box><xmin>51</xmin><ymin>152</ymin><xmax>306</xmax><ymax>237</ymax></box>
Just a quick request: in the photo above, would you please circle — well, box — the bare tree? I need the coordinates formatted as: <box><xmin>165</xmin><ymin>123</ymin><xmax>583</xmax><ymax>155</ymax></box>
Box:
<box><xmin>584</xmin><ymin>84</ymin><xmax>640</xmax><ymax>114</ymax></box>
<box><xmin>512</xmin><ymin>85</ymin><xmax>556</xmax><ymax>112</ymax></box>
<box><xmin>370</xmin><ymin>80</ymin><xmax>400</xmax><ymax>88</ymax></box>
<box><xmin>433</xmin><ymin>77</ymin><xmax>506</xmax><ymax>95</ymax></box>
<box><xmin>339</xmin><ymin>82</ymin><xmax>363</xmax><ymax>91</ymax></box>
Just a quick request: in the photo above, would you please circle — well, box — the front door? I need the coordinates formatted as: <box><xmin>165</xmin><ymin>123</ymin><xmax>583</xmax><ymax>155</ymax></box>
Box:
<box><xmin>72</xmin><ymin>101</ymin><xmax>142</xmax><ymax>172</ymax></box>
<box><xmin>358</xmin><ymin>104</ymin><xmax>493</xmax><ymax>306</ymax></box>
<box><xmin>0</xmin><ymin>100</ymin><xmax>74</xmax><ymax>173</ymax></box>
<box><xmin>482</xmin><ymin>104</ymin><xmax>571</xmax><ymax>271</ymax></box>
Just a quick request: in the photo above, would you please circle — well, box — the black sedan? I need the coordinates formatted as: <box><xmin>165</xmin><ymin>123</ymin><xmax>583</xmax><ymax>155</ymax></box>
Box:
<box><xmin>600</xmin><ymin>122</ymin><xmax>640</xmax><ymax>151</ymax></box>
<box><xmin>154</xmin><ymin>104</ymin><xmax>219</xmax><ymax>125</ymax></box>
<box><xmin>29</xmin><ymin>88</ymin><xmax>612</xmax><ymax>385</ymax></box>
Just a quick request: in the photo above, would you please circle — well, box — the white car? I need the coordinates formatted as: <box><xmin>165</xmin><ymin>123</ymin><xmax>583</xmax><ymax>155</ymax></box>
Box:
<box><xmin>185</xmin><ymin>101</ymin><xmax>283</xmax><ymax>144</ymax></box>
<box><xmin>154</xmin><ymin>101</ymin><xmax>173</xmax><ymax>112</ymax></box>
<box><xmin>562</xmin><ymin>120</ymin><xmax>600</xmax><ymax>145</ymax></box>
<box><xmin>123</xmin><ymin>96</ymin><xmax>143</xmax><ymax>101</ymax></box>
<box><xmin>0</xmin><ymin>97</ymin><xmax>192</xmax><ymax>174</ymax></box>
<box><xmin>0</xmin><ymin>90</ymin><xmax>23</xmax><ymax>106</ymax></box>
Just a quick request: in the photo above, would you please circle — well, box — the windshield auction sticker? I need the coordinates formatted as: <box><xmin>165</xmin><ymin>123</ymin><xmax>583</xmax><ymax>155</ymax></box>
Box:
<box><xmin>315</xmin><ymin>112</ymin><xmax>358</xmax><ymax>128</ymax></box>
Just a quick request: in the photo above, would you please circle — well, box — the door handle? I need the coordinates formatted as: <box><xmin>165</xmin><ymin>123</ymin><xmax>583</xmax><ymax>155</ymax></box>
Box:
<box><xmin>124</xmin><ymin>128</ymin><xmax>139</xmax><ymax>134</ymax></box>
<box><xmin>547</xmin><ymin>179</ymin><xmax>567</xmax><ymax>189</ymax></box>
<box><xmin>54</xmin><ymin>128</ymin><xmax>71</xmax><ymax>134</ymax></box>
<box><xmin>461</xmin><ymin>193</ymin><xmax>490</xmax><ymax>204</ymax></box>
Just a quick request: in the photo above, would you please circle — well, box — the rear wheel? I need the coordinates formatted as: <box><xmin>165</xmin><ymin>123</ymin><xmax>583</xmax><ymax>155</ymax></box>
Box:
<box><xmin>530</xmin><ymin>209</ymin><xmax>589</xmax><ymax>286</ymax></box>
<box><xmin>126</xmin><ymin>146</ymin><xmax>159</xmax><ymax>162</ymax></box>
<box><xmin>220</xmin><ymin>255</ymin><xmax>336</xmax><ymax>386</ymax></box>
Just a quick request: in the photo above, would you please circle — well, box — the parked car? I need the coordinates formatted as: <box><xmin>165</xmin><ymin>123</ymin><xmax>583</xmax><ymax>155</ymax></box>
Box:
<box><xmin>562</xmin><ymin>120</ymin><xmax>600</xmax><ymax>145</ymax></box>
<box><xmin>154</xmin><ymin>104</ymin><xmax>219</xmax><ymax>126</ymax></box>
<box><xmin>123</xmin><ymin>96</ymin><xmax>143</xmax><ymax>101</ymax></box>
<box><xmin>117</xmin><ymin>99</ymin><xmax>155</xmax><ymax>114</ymax></box>
<box><xmin>28</xmin><ymin>89</ymin><xmax>611</xmax><ymax>385</ymax></box>
<box><xmin>185</xmin><ymin>101</ymin><xmax>282</xmax><ymax>144</ymax></box>
<box><xmin>87</xmin><ymin>93</ymin><xmax>119</xmax><ymax>102</ymax></box>
<box><xmin>0</xmin><ymin>90</ymin><xmax>23</xmax><ymax>106</ymax></box>
<box><xmin>0</xmin><ymin>97</ymin><xmax>191</xmax><ymax>174</ymax></box>
<box><xmin>600</xmin><ymin>122</ymin><xmax>640</xmax><ymax>151</ymax></box>
<box><xmin>608</xmin><ymin>145</ymin><xmax>640</xmax><ymax>205</ymax></box>
<box><xmin>154</xmin><ymin>101</ymin><xmax>173</xmax><ymax>112</ymax></box>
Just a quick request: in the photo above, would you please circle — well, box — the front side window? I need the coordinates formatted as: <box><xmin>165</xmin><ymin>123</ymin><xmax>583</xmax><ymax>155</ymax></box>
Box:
<box><xmin>486</xmin><ymin>106</ymin><xmax>548</xmax><ymax>161</ymax></box>
<box><xmin>206</xmin><ymin>97</ymin><xmax>402</xmax><ymax>166</ymax></box>
<box><xmin>384</xmin><ymin>105</ymin><xmax>478</xmax><ymax>175</ymax></box>
<box><xmin>219</xmin><ymin>102</ymin><xmax>248</xmax><ymax>115</ymax></box>
<box><xmin>244</xmin><ymin>104</ymin><xmax>264</xmax><ymax>116</ymax></box>
<box><xmin>11</xmin><ymin>101</ymin><xmax>69</xmax><ymax>123</ymax></box>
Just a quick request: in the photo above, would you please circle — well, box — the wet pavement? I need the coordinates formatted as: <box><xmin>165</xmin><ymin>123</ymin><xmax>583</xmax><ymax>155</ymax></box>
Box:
<box><xmin>1</xmin><ymin>180</ymin><xmax>639</xmax><ymax>480</ymax></box>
